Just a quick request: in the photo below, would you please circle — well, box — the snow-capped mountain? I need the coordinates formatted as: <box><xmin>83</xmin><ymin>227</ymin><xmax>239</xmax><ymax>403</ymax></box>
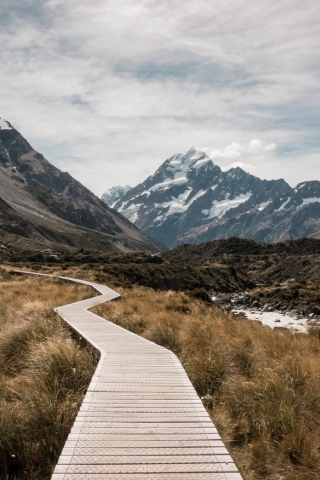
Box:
<box><xmin>103</xmin><ymin>147</ymin><xmax>320</xmax><ymax>248</ymax></box>
<box><xmin>102</xmin><ymin>185</ymin><xmax>132</xmax><ymax>207</ymax></box>
<box><xmin>0</xmin><ymin>118</ymin><xmax>13</xmax><ymax>130</ymax></box>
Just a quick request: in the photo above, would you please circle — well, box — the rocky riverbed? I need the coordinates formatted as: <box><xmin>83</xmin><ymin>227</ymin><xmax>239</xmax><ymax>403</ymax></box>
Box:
<box><xmin>213</xmin><ymin>292</ymin><xmax>320</xmax><ymax>333</ymax></box>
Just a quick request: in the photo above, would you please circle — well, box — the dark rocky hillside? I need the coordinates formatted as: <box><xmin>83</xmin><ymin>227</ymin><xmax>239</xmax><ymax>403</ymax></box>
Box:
<box><xmin>0</xmin><ymin>118</ymin><xmax>165</xmax><ymax>253</ymax></box>
<box><xmin>163</xmin><ymin>237</ymin><xmax>320</xmax><ymax>284</ymax></box>
<box><xmin>163</xmin><ymin>237</ymin><xmax>320</xmax><ymax>313</ymax></box>
<box><xmin>163</xmin><ymin>236</ymin><xmax>320</xmax><ymax>264</ymax></box>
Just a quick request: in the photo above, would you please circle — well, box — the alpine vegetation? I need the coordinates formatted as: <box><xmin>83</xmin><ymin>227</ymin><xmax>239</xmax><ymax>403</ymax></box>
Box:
<box><xmin>0</xmin><ymin>271</ymin><xmax>98</xmax><ymax>479</ymax></box>
<box><xmin>95</xmin><ymin>285</ymin><xmax>320</xmax><ymax>480</ymax></box>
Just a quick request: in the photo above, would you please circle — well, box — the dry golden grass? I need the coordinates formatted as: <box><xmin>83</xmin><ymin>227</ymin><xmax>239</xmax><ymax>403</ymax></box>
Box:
<box><xmin>94</xmin><ymin>286</ymin><xmax>320</xmax><ymax>480</ymax></box>
<box><xmin>0</xmin><ymin>269</ymin><xmax>98</xmax><ymax>479</ymax></box>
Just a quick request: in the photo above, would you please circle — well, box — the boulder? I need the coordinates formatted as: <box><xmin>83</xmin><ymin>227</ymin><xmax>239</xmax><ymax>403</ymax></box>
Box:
<box><xmin>214</xmin><ymin>294</ymin><xmax>233</xmax><ymax>305</ymax></box>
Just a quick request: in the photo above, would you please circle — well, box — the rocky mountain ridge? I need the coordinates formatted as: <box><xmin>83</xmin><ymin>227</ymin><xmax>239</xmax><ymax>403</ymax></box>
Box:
<box><xmin>103</xmin><ymin>147</ymin><xmax>320</xmax><ymax>247</ymax></box>
<box><xmin>0</xmin><ymin>118</ymin><xmax>165</xmax><ymax>253</ymax></box>
<box><xmin>102</xmin><ymin>185</ymin><xmax>132</xmax><ymax>206</ymax></box>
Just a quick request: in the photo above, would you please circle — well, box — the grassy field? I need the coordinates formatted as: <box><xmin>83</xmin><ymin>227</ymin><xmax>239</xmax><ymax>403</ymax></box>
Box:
<box><xmin>94</xmin><ymin>285</ymin><xmax>320</xmax><ymax>480</ymax></box>
<box><xmin>2</xmin><ymin>262</ymin><xmax>320</xmax><ymax>480</ymax></box>
<box><xmin>0</xmin><ymin>269</ymin><xmax>98</xmax><ymax>479</ymax></box>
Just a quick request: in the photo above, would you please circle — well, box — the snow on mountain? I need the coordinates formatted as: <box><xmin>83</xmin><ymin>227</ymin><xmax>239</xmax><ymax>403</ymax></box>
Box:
<box><xmin>104</xmin><ymin>147</ymin><xmax>320</xmax><ymax>248</ymax></box>
<box><xmin>276</xmin><ymin>198</ymin><xmax>291</xmax><ymax>211</ymax></box>
<box><xmin>0</xmin><ymin>118</ymin><xmax>12</xmax><ymax>130</ymax></box>
<box><xmin>298</xmin><ymin>197</ymin><xmax>320</xmax><ymax>208</ymax></box>
<box><xmin>102</xmin><ymin>185</ymin><xmax>132</xmax><ymax>207</ymax></box>
<box><xmin>202</xmin><ymin>193</ymin><xmax>252</xmax><ymax>219</ymax></box>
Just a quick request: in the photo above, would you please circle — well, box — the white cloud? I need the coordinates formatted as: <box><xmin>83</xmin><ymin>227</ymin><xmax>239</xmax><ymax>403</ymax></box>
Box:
<box><xmin>264</xmin><ymin>143</ymin><xmax>276</xmax><ymax>152</ymax></box>
<box><xmin>0</xmin><ymin>0</ymin><xmax>319</xmax><ymax>195</ymax></box>
<box><xmin>221</xmin><ymin>162</ymin><xmax>256</xmax><ymax>173</ymax></box>
<box><xmin>204</xmin><ymin>139</ymin><xmax>277</xmax><ymax>166</ymax></box>
<box><xmin>249</xmin><ymin>139</ymin><xmax>262</xmax><ymax>151</ymax></box>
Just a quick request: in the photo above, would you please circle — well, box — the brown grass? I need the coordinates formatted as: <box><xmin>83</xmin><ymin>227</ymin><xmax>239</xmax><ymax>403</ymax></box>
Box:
<box><xmin>0</xmin><ymin>269</ymin><xmax>98</xmax><ymax>479</ymax></box>
<box><xmin>94</xmin><ymin>286</ymin><xmax>320</xmax><ymax>480</ymax></box>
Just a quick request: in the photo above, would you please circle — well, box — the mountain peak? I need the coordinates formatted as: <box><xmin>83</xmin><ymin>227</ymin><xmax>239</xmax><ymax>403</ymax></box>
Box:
<box><xmin>186</xmin><ymin>146</ymin><xmax>199</xmax><ymax>156</ymax></box>
<box><xmin>104</xmin><ymin>147</ymin><xmax>320</xmax><ymax>248</ymax></box>
<box><xmin>0</xmin><ymin>118</ymin><xmax>12</xmax><ymax>130</ymax></box>
<box><xmin>167</xmin><ymin>147</ymin><xmax>211</xmax><ymax>171</ymax></box>
<box><xmin>102</xmin><ymin>185</ymin><xmax>132</xmax><ymax>207</ymax></box>
<box><xmin>184</xmin><ymin>146</ymin><xmax>207</xmax><ymax>160</ymax></box>
<box><xmin>0</xmin><ymin>119</ymin><xmax>165</xmax><ymax>253</ymax></box>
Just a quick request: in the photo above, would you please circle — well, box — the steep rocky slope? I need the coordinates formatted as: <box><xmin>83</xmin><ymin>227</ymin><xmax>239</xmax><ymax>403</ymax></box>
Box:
<box><xmin>0</xmin><ymin>118</ymin><xmax>165</xmax><ymax>253</ymax></box>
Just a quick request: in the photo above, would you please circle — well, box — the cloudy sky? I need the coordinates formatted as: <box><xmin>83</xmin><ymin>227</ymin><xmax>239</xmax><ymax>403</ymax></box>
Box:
<box><xmin>0</xmin><ymin>0</ymin><xmax>319</xmax><ymax>196</ymax></box>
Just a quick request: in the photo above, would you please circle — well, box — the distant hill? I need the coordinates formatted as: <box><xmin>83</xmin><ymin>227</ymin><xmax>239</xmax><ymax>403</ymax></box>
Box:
<box><xmin>163</xmin><ymin>236</ymin><xmax>320</xmax><ymax>286</ymax></box>
<box><xmin>104</xmin><ymin>147</ymin><xmax>320</xmax><ymax>247</ymax></box>
<box><xmin>0</xmin><ymin>118</ymin><xmax>165</xmax><ymax>253</ymax></box>
<box><xmin>163</xmin><ymin>236</ymin><xmax>320</xmax><ymax>263</ymax></box>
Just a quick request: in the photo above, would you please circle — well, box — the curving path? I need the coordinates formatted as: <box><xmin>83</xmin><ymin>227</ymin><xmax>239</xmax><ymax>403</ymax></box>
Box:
<box><xmin>14</xmin><ymin>270</ymin><xmax>242</xmax><ymax>480</ymax></box>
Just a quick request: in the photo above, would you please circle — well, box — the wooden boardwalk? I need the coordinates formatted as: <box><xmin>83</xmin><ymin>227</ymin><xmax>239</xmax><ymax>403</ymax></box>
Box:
<box><xmin>14</xmin><ymin>271</ymin><xmax>242</xmax><ymax>480</ymax></box>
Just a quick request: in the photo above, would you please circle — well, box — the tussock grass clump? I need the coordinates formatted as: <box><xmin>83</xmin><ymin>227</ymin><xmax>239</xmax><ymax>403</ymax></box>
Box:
<box><xmin>0</xmin><ymin>271</ymin><xmax>98</xmax><ymax>479</ymax></box>
<box><xmin>95</xmin><ymin>286</ymin><xmax>320</xmax><ymax>480</ymax></box>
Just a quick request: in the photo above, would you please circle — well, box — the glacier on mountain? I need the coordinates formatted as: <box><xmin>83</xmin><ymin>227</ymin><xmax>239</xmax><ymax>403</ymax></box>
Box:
<box><xmin>202</xmin><ymin>193</ymin><xmax>252</xmax><ymax>219</ymax></box>
<box><xmin>102</xmin><ymin>147</ymin><xmax>320</xmax><ymax>247</ymax></box>
<box><xmin>298</xmin><ymin>197</ymin><xmax>320</xmax><ymax>208</ymax></box>
<box><xmin>102</xmin><ymin>184</ymin><xmax>132</xmax><ymax>207</ymax></box>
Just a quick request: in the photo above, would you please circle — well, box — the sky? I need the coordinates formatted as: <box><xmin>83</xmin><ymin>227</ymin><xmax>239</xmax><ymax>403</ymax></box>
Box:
<box><xmin>0</xmin><ymin>0</ymin><xmax>319</xmax><ymax>197</ymax></box>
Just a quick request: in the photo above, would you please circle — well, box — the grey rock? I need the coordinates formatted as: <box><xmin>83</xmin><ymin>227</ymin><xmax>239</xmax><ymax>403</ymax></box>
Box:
<box><xmin>232</xmin><ymin>298</ymin><xmax>245</xmax><ymax>306</ymax></box>
<box><xmin>214</xmin><ymin>294</ymin><xmax>233</xmax><ymax>305</ymax></box>
<box><xmin>262</xmin><ymin>305</ymin><xmax>273</xmax><ymax>312</ymax></box>
<box><xmin>274</xmin><ymin>326</ymin><xmax>289</xmax><ymax>332</ymax></box>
